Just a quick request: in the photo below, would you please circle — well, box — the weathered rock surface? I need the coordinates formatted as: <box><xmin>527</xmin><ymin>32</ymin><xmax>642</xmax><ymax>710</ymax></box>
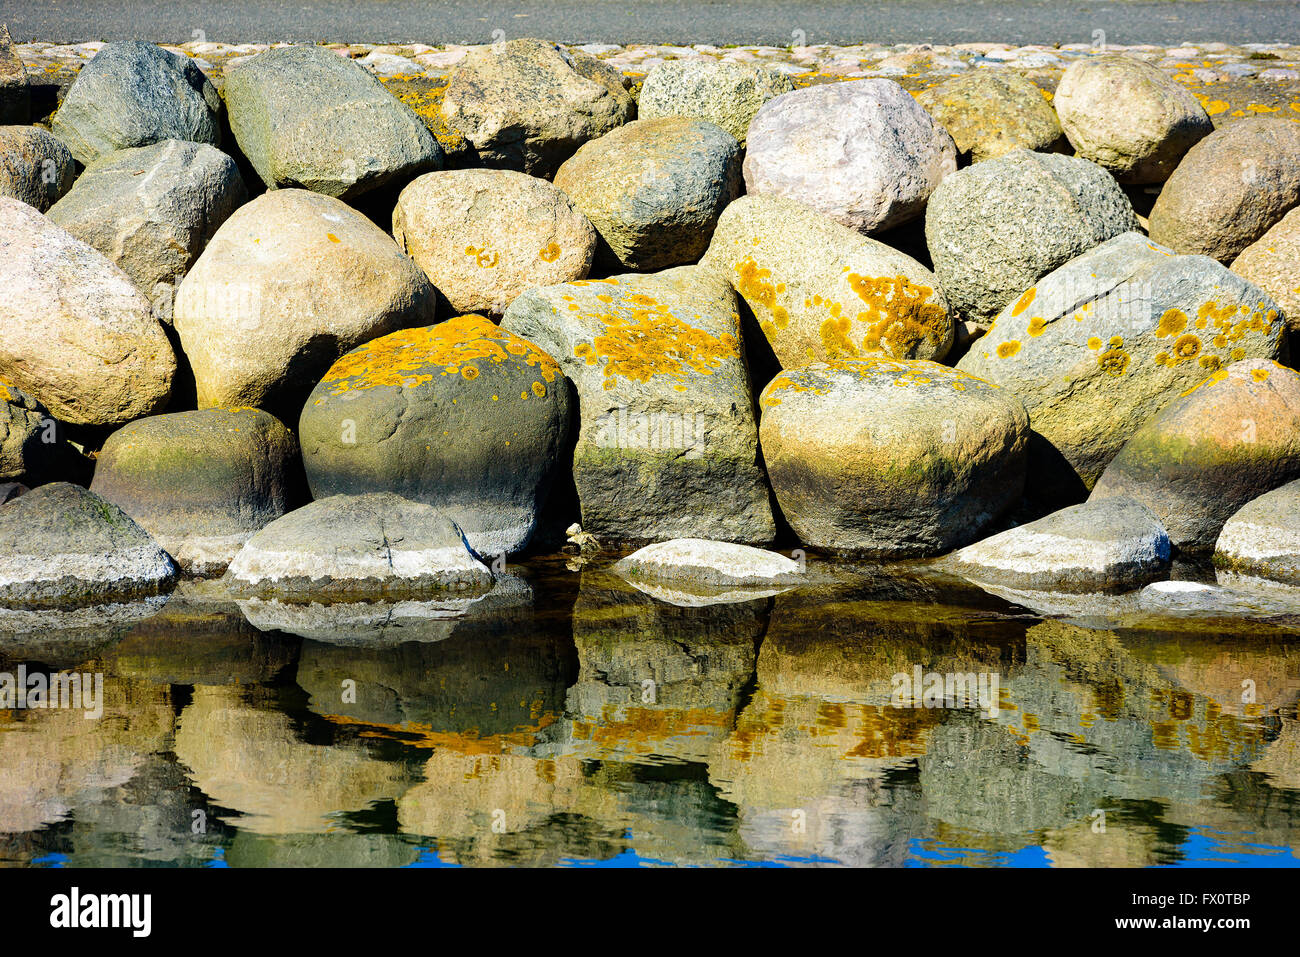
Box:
<box><xmin>174</xmin><ymin>188</ymin><xmax>437</xmax><ymax>412</ymax></box>
<box><xmin>1054</xmin><ymin>55</ymin><xmax>1213</xmax><ymax>184</ymax></box>
<box><xmin>758</xmin><ymin>358</ymin><xmax>1030</xmax><ymax>557</ymax></box>
<box><xmin>0</xmin><ymin>26</ymin><xmax>29</xmax><ymax>124</ymax></box>
<box><xmin>916</xmin><ymin>71</ymin><xmax>1065</xmax><ymax>163</ymax></box>
<box><xmin>502</xmin><ymin>266</ymin><xmax>776</xmax><ymax>544</ymax></box>
<box><xmin>48</xmin><ymin>139</ymin><xmax>247</xmax><ymax>294</ymax></box>
<box><xmin>1091</xmin><ymin>359</ymin><xmax>1300</xmax><ymax>553</ymax></box>
<box><xmin>437</xmin><ymin>38</ymin><xmax>635</xmax><ymax>179</ymax></box>
<box><xmin>703</xmin><ymin>195</ymin><xmax>954</xmax><ymax>365</ymax></box>
<box><xmin>224</xmin><ymin>44</ymin><xmax>442</xmax><ymax>200</ymax></box>
<box><xmin>0</xmin><ymin>126</ymin><xmax>74</xmax><ymax>211</ymax></box>
<box><xmin>392</xmin><ymin>168</ymin><xmax>596</xmax><ymax>315</ymax></box>
<box><xmin>958</xmin><ymin>232</ymin><xmax>1284</xmax><ymax>497</ymax></box>
<box><xmin>299</xmin><ymin>315</ymin><xmax>572</xmax><ymax>557</ymax></box>
<box><xmin>1215</xmin><ymin>479</ymin><xmax>1300</xmax><ymax>586</ymax></box>
<box><xmin>0</xmin><ymin>380</ymin><xmax>57</xmax><ymax>484</ymax></box>
<box><xmin>1149</xmin><ymin>117</ymin><xmax>1300</xmax><ymax>263</ymax></box>
<box><xmin>224</xmin><ymin>492</ymin><xmax>493</xmax><ymax>600</ymax></box>
<box><xmin>948</xmin><ymin>498</ymin><xmax>1172</xmax><ymax>593</ymax></box>
<box><xmin>743</xmin><ymin>79</ymin><xmax>957</xmax><ymax>234</ymax></box>
<box><xmin>637</xmin><ymin>59</ymin><xmax>794</xmax><ymax>146</ymax></box>
<box><xmin>90</xmin><ymin>407</ymin><xmax>303</xmax><ymax>575</ymax></box>
<box><xmin>51</xmin><ymin>41</ymin><xmax>222</xmax><ymax>166</ymax></box>
<box><xmin>1231</xmin><ymin>207</ymin><xmax>1300</xmax><ymax>331</ymax></box>
<box><xmin>926</xmin><ymin>149</ymin><xmax>1139</xmax><ymax>323</ymax></box>
<box><xmin>0</xmin><ymin>198</ymin><xmax>176</xmax><ymax>426</ymax></box>
<box><xmin>0</xmin><ymin>483</ymin><xmax>177</xmax><ymax>607</ymax></box>
<box><xmin>554</xmin><ymin>116</ymin><xmax>742</xmax><ymax>271</ymax></box>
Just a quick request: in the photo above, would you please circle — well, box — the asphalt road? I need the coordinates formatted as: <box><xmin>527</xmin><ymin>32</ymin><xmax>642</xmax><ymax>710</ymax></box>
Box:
<box><xmin>4</xmin><ymin>0</ymin><xmax>1300</xmax><ymax>46</ymax></box>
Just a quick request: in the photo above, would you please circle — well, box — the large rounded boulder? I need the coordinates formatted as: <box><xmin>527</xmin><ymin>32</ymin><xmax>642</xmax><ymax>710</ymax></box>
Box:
<box><xmin>757</xmin><ymin>357</ymin><xmax>1030</xmax><ymax>557</ymax></box>
<box><xmin>554</xmin><ymin>116</ymin><xmax>743</xmax><ymax>271</ymax></box>
<box><xmin>50</xmin><ymin>41</ymin><xmax>222</xmax><ymax>166</ymax></box>
<box><xmin>299</xmin><ymin>314</ymin><xmax>572</xmax><ymax>557</ymax></box>
<box><xmin>925</xmin><ymin>149</ymin><xmax>1139</xmax><ymax>324</ymax></box>
<box><xmin>0</xmin><ymin>483</ymin><xmax>176</xmax><ymax>607</ymax></box>
<box><xmin>1231</xmin><ymin>207</ymin><xmax>1300</xmax><ymax>332</ymax></box>
<box><xmin>703</xmin><ymin>195</ymin><xmax>954</xmax><ymax>365</ymax></box>
<box><xmin>1054</xmin><ymin>55</ymin><xmax>1213</xmax><ymax>184</ymax></box>
<box><xmin>637</xmin><ymin>60</ymin><xmax>794</xmax><ymax>146</ymax></box>
<box><xmin>90</xmin><ymin>407</ymin><xmax>303</xmax><ymax>575</ymax></box>
<box><xmin>1091</xmin><ymin>359</ymin><xmax>1300</xmax><ymax>553</ymax></box>
<box><xmin>0</xmin><ymin>198</ymin><xmax>175</xmax><ymax>426</ymax></box>
<box><xmin>392</xmin><ymin>168</ymin><xmax>596</xmax><ymax>315</ymax></box>
<box><xmin>174</xmin><ymin>189</ymin><xmax>437</xmax><ymax>413</ymax></box>
<box><xmin>0</xmin><ymin>126</ymin><xmax>75</xmax><ymax>211</ymax></box>
<box><xmin>437</xmin><ymin>38</ymin><xmax>635</xmax><ymax>179</ymax></box>
<box><xmin>1149</xmin><ymin>117</ymin><xmax>1300</xmax><ymax>263</ymax></box>
<box><xmin>224</xmin><ymin>44</ymin><xmax>442</xmax><ymax>200</ymax></box>
<box><xmin>224</xmin><ymin>492</ymin><xmax>493</xmax><ymax>600</ymax></box>
<box><xmin>48</xmin><ymin>139</ymin><xmax>247</xmax><ymax>295</ymax></box>
<box><xmin>916</xmin><ymin>71</ymin><xmax>1065</xmax><ymax>164</ymax></box>
<box><xmin>1214</xmin><ymin>479</ymin><xmax>1300</xmax><ymax>586</ymax></box>
<box><xmin>743</xmin><ymin>79</ymin><xmax>957</xmax><ymax>234</ymax></box>
<box><xmin>958</xmin><ymin>232</ymin><xmax>1285</xmax><ymax>501</ymax></box>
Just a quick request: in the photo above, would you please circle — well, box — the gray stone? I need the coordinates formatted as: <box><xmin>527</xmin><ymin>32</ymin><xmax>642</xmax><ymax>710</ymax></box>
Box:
<box><xmin>612</xmin><ymin>538</ymin><xmax>804</xmax><ymax>587</ymax></box>
<box><xmin>0</xmin><ymin>198</ymin><xmax>176</xmax><ymax>426</ymax></box>
<box><xmin>299</xmin><ymin>315</ymin><xmax>572</xmax><ymax>558</ymax></box>
<box><xmin>1091</xmin><ymin>359</ymin><xmax>1300</xmax><ymax>554</ymax></box>
<box><xmin>224</xmin><ymin>44</ymin><xmax>441</xmax><ymax>200</ymax></box>
<box><xmin>0</xmin><ymin>25</ymin><xmax>29</xmax><ymax>124</ymax></box>
<box><xmin>48</xmin><ymin>139</ymin><xmax>247</xmax><ymax>294</ymax></box>
<box><xmin>958</xmin><ymin>232</ymin><xmax>1285</xmax><ymax>499</ymax></box>
<box><xmin>1149</xmin><ymin>117</ymin><xmax>1300</xmax><ymax>263</ymax></box>
<box><xmin>1214</xmin><ymin>479</ymin><xmax>1300</xmax><ymax>586</ymax></box>
<box><xmin>502</xmin><ymin>265</ymin><xmax>776</xmax><ymax>544</ymax></box>
<box><xmin>925</xmin><ymin>149</ymin><xmax>1139</xmax><ymax>323</ymax></box>
<box><xmin>0</xmin><ymin>380</ymin><xmax>57</xmax><ymax>484</ymax></box>
<box><xmin>0</xmin><ymin>126</ymin><xmax>75</xmax><ymax>211</ymax></box>
<box><xmin>554</xmin><ymin>117</ymin><xmax>742</xmax><ymax>271</ymax></box>
<box><xmin>50</xmin><ymin>41</ymin><xmax>222</xmax><ymax>166</ymax></box>
<box><xmin>437</xmin><ymin>38</ymin><xmax>635</xmax><ymax>179</ymax></box>
<box><xmin>391</xmin><ymin>168</ymin><xmax>596</xmax><ymax>315</ymax></box>
<box><xmin>947</xmin><ymin>498</ymin><xmax>1172</xmax><ymax>593</ymax></box>
<box><xmin>224</xmin><ymin>492</ymin><xmax>493</xmax><ymax>600</ymax></box>
<box><xmin>743</xmin><ymin>79</ymin><xmax>957</xmax><ymax>234</ymax></box>
<box><xmin>1054</xmin><ymin>55</ymin><xmax>1213</xmax><ymax>184</ymax></box>
<box><xmin>0</xmin><ymin>483</ymin><xmax>177</xmax><ymax>608</ymax></box>
<box><xmin>90</xmin><ymin>407</ymin><xmax>303</xmax><ymax>576</ymax></box>
<box><xmin>637</xmin><ymin>59</ymin><xmax>794</xmax><ymax>146</ymax></box>
<box><xmin>1231</xmin><ymin>206</ymin><xmax>1300</xmax><ymax>331</ymax></box>
<box><xmin>758</xmin><ymin>358</ymin><xmax>1030</xmax><ymax>557</ymax></box>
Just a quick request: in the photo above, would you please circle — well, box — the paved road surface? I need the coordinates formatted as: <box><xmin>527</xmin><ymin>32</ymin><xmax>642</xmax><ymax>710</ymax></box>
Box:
<box><xmin>5</xmin><ymin>0</ymin><xmax>1299</xmax><ymax>46</ymax></box>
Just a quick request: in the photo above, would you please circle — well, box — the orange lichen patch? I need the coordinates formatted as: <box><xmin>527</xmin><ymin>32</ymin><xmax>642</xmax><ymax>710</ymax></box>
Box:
<box><xmin>1251</xmin><ymin>367</ymin><xmax>1271</xmax><ymax>383</ymax></box>
<box><xmin>318</xmin><ymin>314</ymin><xmax>559</xmax><ymax>398</ymax></box>
<box><xmin>996</xmin><ymin>340</ymin><xmax>1021</xmax><ymax>359</ymax></box>
<box><xmin>1231</xmin><ymin>347</ymin><xmax>1246</xmax><ymax>361</ymax></box>
<box><xmin>1087</xmin><ymin>336</ymin><xmax>1103</xmax><ymax>351</ymax></box>
<box><xmin>1171</xmin><ymin>333</ymin><xmax>1202</xmax><ymax>363</ymax></box>
<box><xmin>465</xmin><ymin>244</ymin><xmax>499</xmax><ymax>268</ymax></box>
<box><xmin>538</xmin><ymin>242</ymin><xmax>561</xmax><ymax>263</ymax></box>
<box><xmin>844</xmin><ymin>273</ymin><xmax>948</xmax><ymax>357</ymax></box>
<box><xmin>1027</xmin><ymin>316</ymin><xmax>1048</xmax><ymax>337</ymax></box>
<box><xmin>1181</xmin><ymin>367</ymin><xmax>1231</xmax><ymax>397</ymax></box>
<box><xmin>735</xmin><ymin>256</ymin><xmax>791</xmax><ymax>333</ymax></box>
<box><xmin>326</xmin><ymin>233</ymin><xmax>341</xmax><ymax>244</ymax></box>
<box><xmin>1011</xmin><ymin>287</ymin><xmax>1036</xmax><ymax>317</ymax></box>
<box><xmin>1198</xmin><ymin>354</ymin><xmax>1221</xmax><ymax>371</ymax></box>
<box><xmin>1097</xmin><ymin>348</ymin><xmax>1130</xmax><ymax>376</ymax></box>
<box><xmin>531</xmin><ymin>380</ymin><xmax>547</xmax><ymax>397</ymax></box>
<box><xmin>572</xmin><ymin>296</ymin><xmax>738</xmax><ymax>390</ymax></box>
<box><xmin>1156</xmin><ymin>308</ymin><xmax>1188</xmax><ymax>338</ymax></box>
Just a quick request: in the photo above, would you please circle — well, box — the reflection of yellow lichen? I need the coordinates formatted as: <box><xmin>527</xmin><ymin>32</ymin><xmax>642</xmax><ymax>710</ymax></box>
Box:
<box><xmin>318</xmin><ymin>314</ymin><xmax>558</xmax><ymax>400</ymax></box>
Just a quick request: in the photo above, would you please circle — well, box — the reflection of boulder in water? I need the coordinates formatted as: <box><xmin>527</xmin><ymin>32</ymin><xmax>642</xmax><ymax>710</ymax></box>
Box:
<box><xmin>1253</xmin><ymin>716</ymin><xmax>1300</xmax><ymax>792</ymax></box>
<box><xmin>237</xmin><ymin>574</ymin><xmax>534</xmax><ymax>646</ymax></box>
<box><xmin>293</xmin><ymin>622</ymin><xmax>576</xmax><ymax>740</ymax></box>
<box><xmin>1042</xmin><ymin>813</ymin><xmax>1164</xmax><ymax>867</ymax></box>
<box><xmin>97</xmin><ymin>591</ymin><xmax>299</xmax><ymax>686</ymax></box>
<box><xmin>557</xmin><ymin>572</ymin><xmax>764</xmax><ymax>764</ymax></box>
<box><xmin>225</xmin><ymin>831</ymin><xmax>422</xmax><ymax>868</ymax></box>
<box><xmin>173</xmin><ymin>685</ymin><xmax>417</xmax><ymax>834</ymax></box>
<box><xmin>0</xmin><ymin>674</ymin><xmax>174</xmax><ymax>835</ymax></box>
<box><xmin>0</xmin><ymin>596</ymin><xmax>169</xmax><ymax>665</ymax></box>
